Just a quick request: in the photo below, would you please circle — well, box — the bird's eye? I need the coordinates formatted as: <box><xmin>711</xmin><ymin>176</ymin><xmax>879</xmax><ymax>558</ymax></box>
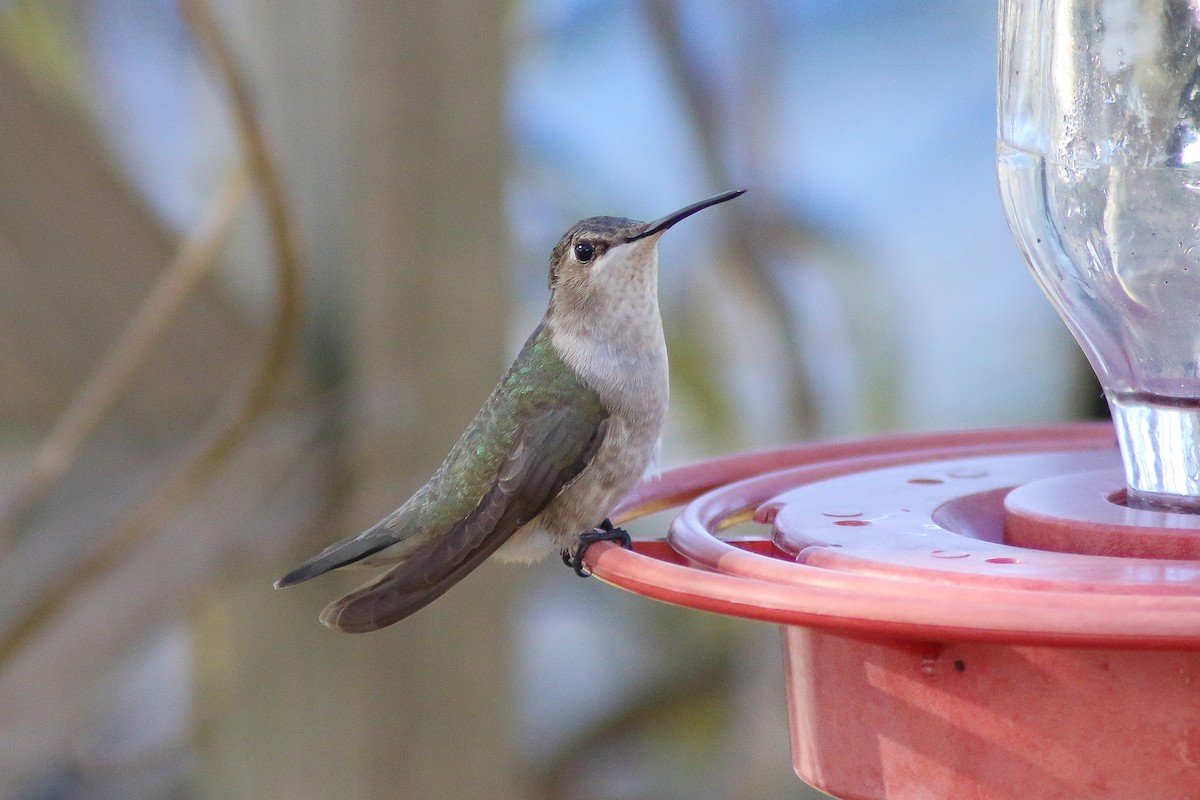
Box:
<box><xmin>573</xmin><ymin>241</ymin><xmax>596</xmax><ymax>264</ymax></box>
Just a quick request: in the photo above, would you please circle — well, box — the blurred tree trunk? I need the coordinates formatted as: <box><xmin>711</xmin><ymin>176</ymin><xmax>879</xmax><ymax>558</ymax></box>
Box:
<box><xmin>195</xmin><ymin>3</ymin><xmax>522</xmax><ymax>799</ymax></box>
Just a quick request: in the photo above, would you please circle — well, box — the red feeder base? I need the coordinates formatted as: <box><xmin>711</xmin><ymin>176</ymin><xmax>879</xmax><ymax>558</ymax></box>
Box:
<box><xmin>585</xmin><ymin>424</ymin><xmax>1200</xmax><ymax>799</ymax></box>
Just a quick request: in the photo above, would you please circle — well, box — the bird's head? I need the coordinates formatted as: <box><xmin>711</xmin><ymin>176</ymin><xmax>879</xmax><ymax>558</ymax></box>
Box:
<box><xmin>546</xmin><ymin>189</ymin><xmax>745</xmax><ymax>320</ymax></box>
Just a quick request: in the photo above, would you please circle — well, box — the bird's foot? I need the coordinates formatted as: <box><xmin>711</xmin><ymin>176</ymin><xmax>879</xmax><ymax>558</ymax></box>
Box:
<box><xmin>560</xmin><ymin>518</ymin><xmax>632</xmax><ymax>578</ymax></box>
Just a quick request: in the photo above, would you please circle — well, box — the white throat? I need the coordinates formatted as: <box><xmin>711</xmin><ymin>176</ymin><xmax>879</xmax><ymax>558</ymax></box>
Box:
<box><xmin>548</xmin><ymin>238</ymin><xmax>669</xmax><ymax>405</ymax></box>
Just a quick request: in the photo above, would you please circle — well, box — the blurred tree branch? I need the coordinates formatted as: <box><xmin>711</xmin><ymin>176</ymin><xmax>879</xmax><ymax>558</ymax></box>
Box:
<box><xmin>0</xmin><ymin>0</ymin><xmax>303</xmax><ymax>669</ymax></box>
<box><xmin>0</xmin><ymin>11</ymin><xmax>247</xmax><ymax>432</ymax></box>
<box><xmin>643</xmin><ymin>0</ymin><xmax>822</xmax><ymax>438</ymax></box>
<box><xmin>0</xmin><ymin>165</ymin><xmax>250</xmax><ymax>545</ymax></box>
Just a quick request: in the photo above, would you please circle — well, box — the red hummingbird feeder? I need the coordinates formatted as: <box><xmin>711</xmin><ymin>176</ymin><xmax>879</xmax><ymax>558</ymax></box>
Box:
<box><xmin>581</xmin><ymin>2</ymin><xmax>1200</xmax><ymax>797</ymax></box>
<box><xmin>585</xmin><ymin>425</ymin><xmax>1200</xmax><ymax>799</ymax></box>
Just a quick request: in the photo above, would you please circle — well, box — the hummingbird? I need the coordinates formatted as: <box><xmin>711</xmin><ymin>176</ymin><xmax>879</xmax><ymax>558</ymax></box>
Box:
<box><xmin>275</xmin><ymin>189</ymin><xmax>745</xmax><ymax>632</ymax></box>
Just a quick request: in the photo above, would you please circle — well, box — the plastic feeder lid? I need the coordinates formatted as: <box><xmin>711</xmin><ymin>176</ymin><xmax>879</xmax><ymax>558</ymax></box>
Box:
<box><xmin>586</xmin><ymin>423</ymin><xmax>1200</xmax><ymax>648</ymax></box>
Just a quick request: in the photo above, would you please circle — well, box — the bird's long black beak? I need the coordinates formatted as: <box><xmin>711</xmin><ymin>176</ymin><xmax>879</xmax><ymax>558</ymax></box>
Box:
<box><xmin>626</xmin><ymin>188</ymin><xmax>746</xmax><ymax>242</ymax></box>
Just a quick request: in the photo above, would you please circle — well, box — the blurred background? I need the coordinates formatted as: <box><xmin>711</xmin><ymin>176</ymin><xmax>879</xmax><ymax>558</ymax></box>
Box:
<box><xmin>0</xmin><ymin>1</ymin><xmax>1101</xmax><ymax>798</ymax></box>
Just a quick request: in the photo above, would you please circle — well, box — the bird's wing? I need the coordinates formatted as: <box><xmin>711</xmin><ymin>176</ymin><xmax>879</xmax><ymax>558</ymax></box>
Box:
<box><xmin>318</xmin><ymin>406</ymin><xmax>609</xmax><ymax>632</ymax></box>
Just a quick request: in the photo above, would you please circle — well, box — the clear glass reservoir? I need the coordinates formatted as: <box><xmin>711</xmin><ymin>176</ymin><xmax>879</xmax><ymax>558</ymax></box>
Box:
<box><xmin>998</xmin><ymin>0</ymin><xmax>1200</xmax><ymax>508</ymax></box>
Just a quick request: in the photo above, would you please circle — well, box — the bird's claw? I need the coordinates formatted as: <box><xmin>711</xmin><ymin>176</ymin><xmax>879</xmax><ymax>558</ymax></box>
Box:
<box><xmin>562</xmin><ymin>518</ymin><xmax>632</xmax><ymax>578</ymax></box>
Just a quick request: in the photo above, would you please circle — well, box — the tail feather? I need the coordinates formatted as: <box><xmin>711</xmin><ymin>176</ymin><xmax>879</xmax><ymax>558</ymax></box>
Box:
<box><xmin>274</xmin><ymin>532</ymin><xmax>395</xmax><ymax>589</ymax></box>
<box><xmin>318</xmin><ymin>525</ymin><xmax>507</xmax><ymax>632</ymax></box>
